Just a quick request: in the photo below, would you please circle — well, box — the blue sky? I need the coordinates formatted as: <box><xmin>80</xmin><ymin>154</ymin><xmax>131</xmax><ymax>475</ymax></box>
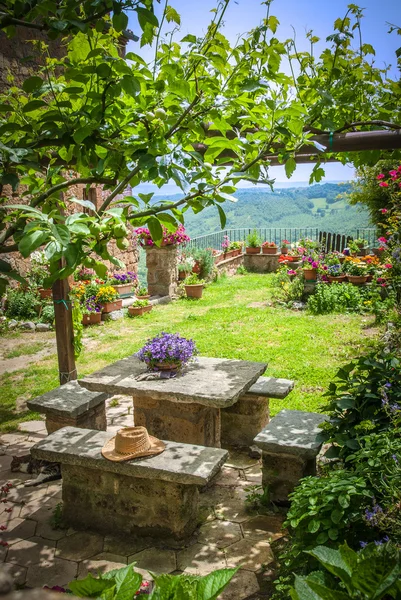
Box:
<box><xmin>127</xmin><ymin>0</ymin><xmax>401</xmax><ymax>187</ymax></box>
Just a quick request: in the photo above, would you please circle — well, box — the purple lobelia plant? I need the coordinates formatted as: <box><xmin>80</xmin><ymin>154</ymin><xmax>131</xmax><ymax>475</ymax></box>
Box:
<box><xmin>136</xmin><ymin>332</ymin><xmax>198</xmax><ymax>371</ymax></box>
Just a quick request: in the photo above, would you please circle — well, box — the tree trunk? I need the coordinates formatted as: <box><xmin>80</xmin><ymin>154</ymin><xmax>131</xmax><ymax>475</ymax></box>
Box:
<box><xmin>52</xmin><ymin>262</ymin><xmax>77</xmax><ymax>385</ymax></box>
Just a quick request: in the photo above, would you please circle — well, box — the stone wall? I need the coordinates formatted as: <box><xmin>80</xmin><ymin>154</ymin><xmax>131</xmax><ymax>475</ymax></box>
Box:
<box><xmin>215</xmin><ymin>254</ymin><xmax>244</xmax><ymax>276</ymax></box>
<box><xmin>243</xmin><ymin>253</ymin><xmax>279</xmax><ymax>273</ymax></box>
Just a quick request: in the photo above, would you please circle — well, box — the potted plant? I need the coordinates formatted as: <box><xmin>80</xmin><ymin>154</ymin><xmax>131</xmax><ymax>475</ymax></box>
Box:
<box><xmin>28</xmin><ymin>251</ymin><xmax>52</xmax><ymax>299</ymax></box>
<box><xmin>189</xmin><ymin>248</ymin><xmax>214</xmax><ymax>279</ymax></box>
<box><xmin>183</xmin><ymin>273</ymin><xmax>205</xmax><ymax>299</ymax></box>
<box><xmin>245</xmin><ymin>230</ymin><xmax>261</xmax><ymax>254</ymax></box>
<box><xmin>262</xmin><ymin>241</ymin><xmax>278</xmax><ymax>255</ymax></box>
<box><xmin>128</xmin><ymin>299</ymin><xmax>152</xmax><ymax>317</ymax></box>
<box><xmin>136</xmin><ymin>285</ymin><xmax>150</xmax><ymax>300</ymax></box>
<box><xmin>228</xmin><ymin>241</ymin><xmax>243</xmax><ymax>256</ymax></box>
<box><xmin>281</xmin><ymin>240</ymin><xmax>290</xmax><ymax>255</ymax></box>
<box><xmin>354</xmin><ymin>237</ymin><xmax>369</xmax><ymax>256</ymax></box>
<box><xmin>82</xmin><ymin>296</ymin><xmax>102</xmax><ymax>325</ymax></box>
<box><xmin>326</xmin><ymin>264</ymin><xmax>346</xmax><ymax>283</ymax></box>
<box><xmin>75</xmin><ymin>267</ymin><xmax>95</xmax><ymax>282</ymax></box>
<box><xmin>136</xmin><ymin>331</ymin><xmax>198</xmax><ymax>372</ymax></box>
<box><xmin>345</xmin><ymin>262</ymin><xmax>368</xmax><ymax>284</ymax></box>
<box><xmin>108</xmin><ymin>272</ymin><xmax>137</xmax><ymax>295</ymax></box>
<box><xmin>95</xmin><ymin>286</ymin><xmax>122</xmax><ymax>313</ymax></box>
<box><xmin>134</xmin><ymin>225</ymin><xmax>190</xmax><ymax>248</ymax></box>
<box><xmin>302</xmin><ymin>257</ymin><xmax>319</xmax><ymax>281</ymax></box>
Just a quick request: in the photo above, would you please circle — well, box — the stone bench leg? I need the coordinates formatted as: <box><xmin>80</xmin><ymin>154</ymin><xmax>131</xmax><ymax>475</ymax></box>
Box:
<box><xmin>45</xmin><ymin>402</ymin><xmax>107</xmax><ymax>434</ymax></box>
<box><xmin>221</xmin><ymin>393</ymin><xmax>269</xmax><ymax>447</ymax></box>
<box><xmin>61</xmin><ymin>463</ymin><xmax>198</xmax><ymax>540</ymax></box>
<box><xmin>133</xmin><ymin>396</ymin><xmax>221</xmax><ymax>448</ymax></box>
<box><xmin>261</xmin><ymin>451</ymin><xmax>317</xmax><ymax>504</ymax></box>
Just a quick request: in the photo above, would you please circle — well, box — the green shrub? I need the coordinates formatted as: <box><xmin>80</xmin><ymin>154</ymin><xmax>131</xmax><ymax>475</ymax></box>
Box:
<box><xmin>320</xmin><ymin>352</ymin><xmax>401</xmax><ymax>459</ymax></box>
<box><xmin>5</xmin><ymin>288</ymin><xmax>39</xmax><ymax>320</ymax></box>
<box><xmin>40</xmin><ymin>304</ymin><xmax>55</xmax><ymax>324</ymax></box>
<box><xmin>307</xmin><ymin>282</ymin><xmax>370</xmax><ymax>315</ymax></box>
<box><xmin>246</xmin><ymin>230</ymin><xmax>261</xmax><ymax>247</ymax></box>
<box><xmin>190</xmin><ymin>248</ymin><xmax>214</xmax><ymax>279</ymax></box>
<box><xmin>291</xmin><ymin>542</ymin><xmax>401</xmax><ymax>600</ymax></box>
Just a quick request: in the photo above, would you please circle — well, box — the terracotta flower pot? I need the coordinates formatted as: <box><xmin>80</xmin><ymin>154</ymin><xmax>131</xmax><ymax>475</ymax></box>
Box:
<box><xmin>327</xmin><ymin>275</ymin><xmax>347</xmax><ymax>283</ymax></box>
<box><xmin>178</xmin><ymin>271</ymin><xmax>188</xmax><ymax>281</ymax></box>
<box><xmin>82</xmin><ymin>312</ymin><xmax>102</xmax><ymax>325</ymax></box>
<box><xmin>245</xmin><ymin>247</ymin><xmax>261</xmax><ymax>255</ymax></box>
<box><xmin>357</xmin><ymin>248</ymin><xmax>369</xmax><ymax>257</ymax></box>
<box><xmin>262</xmin><ymin>246</ymin><xmax>277</xmax><ymax>255</ymax></box>
<box><xmin>100</xmin><ymin>299</ymin><xmax>123</xmax><ymax>313</ymax></box>
<box><xmin>192</xmin><ymin>261</ymin><xmax>201</xmax><ymax>274</ymax></box>
<box><xmin>185</xmin><ymin>284</ymin><xmax>204</xmax><ymax>299</ymax></box>
<box><xmin>347</xmin><ymin>275</ymin><xmax>368</xmax><ymax>284</ymax></box>
<box><xmin>281</xmin><ymin>247</ymin><xmax>289</xmax><ymax>255</ymax></box>
<box><xmin>303</xmin><ymin>268</ymin><xmax>318</xmax><ymax>281</ymax></box>
<box><xmin>339</xmin><ymin>256</ymin><xmax>346</xmax><ymax>263</ymax></box>
<box><xmin>128</xmin><ymin>304</ymin><xmax>152</xmax><ymax>316</ymax></box>
<box><xmin>112</xmin><ymin>283</ymin><xmax>134</xmax><ymax>295</ymax></box>
<box><xmin>39</xmin><ymin>288</ymin><xmax>52</xmax><ymax>300</ymax></box>
<box><xmin>152</xmin><ymin>361</ymin><xmax>181</xmax><ymax>371</ymax></box>
<box><xmin>136</xmin><ymin>294</ymin><xmax>150</xmax><ymax>300</ymax></box>
<box><xmin>372</xmin><ymin>248</ymin><xmax>384</xmax><ymax>257</ymax></box>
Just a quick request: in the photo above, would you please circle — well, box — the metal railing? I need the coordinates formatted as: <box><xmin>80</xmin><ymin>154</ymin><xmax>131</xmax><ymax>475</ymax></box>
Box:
<box><xmin>187</xmin><ymin>228</ymin><xmax>379</xmax><ymax>250</ymax></box>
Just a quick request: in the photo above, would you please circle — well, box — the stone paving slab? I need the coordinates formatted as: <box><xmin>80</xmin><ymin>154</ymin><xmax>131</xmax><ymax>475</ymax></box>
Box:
<box><xmin>31</xmin><ymin>427</ymin><xmax>228</xmax><ymax>486</ymax></box>
<box><xmin>246</xmin><ymin>376</ymin><xmax>294</xmax><ymax>399</ymax></box>
<box><xmin>27</xmin><ymin>381</ymin><xmax>109</xmax><ymax>418</ymax></box>
<box><xmin>79</xmin><ymin>356</ymin><xmax>267</xmax><ymax>408</ymax></box>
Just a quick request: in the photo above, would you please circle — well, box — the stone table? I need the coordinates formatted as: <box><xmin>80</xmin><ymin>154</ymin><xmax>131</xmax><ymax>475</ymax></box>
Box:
<box><xmin>79</xmin><ymin>356</ymin><xmax>267</xmax><ymax>447</ymax></box>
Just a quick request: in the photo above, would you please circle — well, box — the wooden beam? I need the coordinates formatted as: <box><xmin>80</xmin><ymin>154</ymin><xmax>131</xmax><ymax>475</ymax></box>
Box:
<box><xmin>52</xmin><ymin>264</ymin><xmax>77</xmax><ymax>385</ymax></box>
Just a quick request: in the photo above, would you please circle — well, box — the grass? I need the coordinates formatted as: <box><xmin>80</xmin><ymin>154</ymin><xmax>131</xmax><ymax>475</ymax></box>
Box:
<box><xmin>0</xmin><ymin>273</ymin><xmax>379</xmax><ymax>432</ymax></box>
<box><xmin>4</xmin><ymin>341</ymin><xmax>46</xmax><ymax>359</ymax></box>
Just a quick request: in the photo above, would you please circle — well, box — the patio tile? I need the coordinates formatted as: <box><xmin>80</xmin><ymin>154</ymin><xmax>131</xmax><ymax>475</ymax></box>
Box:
<box><xmin>201</xmin><ymin>487</ymin><xmax>249</xmax><ymax>523</ymax></box>
<box><xmin>225</xmin><ymin>539</ymin><xmax>274</xmax><ymax>572</ymax></box>
<box><xmin>0</xmin><ymin>503</ymin><xmax>21</xmax><ymax>521</ymax></box>
<box><xmin>7</xmin><ymin>483</ymin><xmax>50</xmax><ymax>505</ymax></box>
<box><xmin>56</xmin><ymin>532</ymin><xmax>104</xmax><ymax>561</ymax></box>
<box><xmin>0</xmin><ymin>455</ymin><xmax>13</xmax><ymax>473</ymax></box>
<box><xmin>197</xmin><ymin>520</ymin><xmax>242</xmax><ymax>549</ymax></box>
<box><xmin>2</xmin><ymin>562</ymin><xmax>28</xmax><ymax>587</ymax></box>
<box><xmin>0</xmin><ymin>434</ymin><xmax>28</xmax><ymax>446</ymax></box>
<box><xmin>243</xmin><ymin>464</ymin><xmax>263</xmax><ymax>484</ymax></box>
<box><xmin>18</xmin><ymin>421</ymin><xmax>46</xmax><ymax>434</ymax></box>
<box><xmin>177</xmin><ymin>543</ymin><xmax>226</xmax><ymax>575</ymax></box>
<box><xmin>213</xmin><ymin>466</ymin><xmax>243</xmax><ymax>487</ymax></box>
<box><xmin>104</xmin><ymin>534</ymin><xmax>153</xmax><ymax>557</ymax></box>
<box><xmin>36</xmin><ymin>520</ymin><xmax>67</xmax><ymax>542</ymax></box>
<box><xmin>26</xmin><ymin>557</ymin><xmax>78</xmax><ymax>588</ymax></box>
<box><xmin>242</xmin><ymin>515</ymin><xmax>285</xmax><ymax>542</ymax></box>
<box><xmin>0</xmin><ymin>517</ymin><xmax>36</xmax><ymax>545</ymax></box>
<box><xmin>129</xmin><ymin>548</ymin><xmax>176</xmax><ymax>575</ymax></box>
<box><xmin>77</xmin><ymin>553</ymin><xmax>127</xmax><ymax>578</ymax></box>
<box><xmin>219</xmin><ymin>569</ymin><xmax>260</xmax><ymax>600</ymax></box>
<box><xmin>6</xmin><ymin>537</ymin><xmax>56</xmax><ymax>567</ymax></box>
<box><xmin>19</xmin><ymin>497</ymin><xmax>59</xmax><ymax>520</ymax></box>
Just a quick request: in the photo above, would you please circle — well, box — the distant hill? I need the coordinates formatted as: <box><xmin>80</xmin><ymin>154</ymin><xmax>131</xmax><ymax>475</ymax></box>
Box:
<box><xmin>151</xmin><ymin>182</ymin><xmax>371</xmax><ymax>237</ymax></box>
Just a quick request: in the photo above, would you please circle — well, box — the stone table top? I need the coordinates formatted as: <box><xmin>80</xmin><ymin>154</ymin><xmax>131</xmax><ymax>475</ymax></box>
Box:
<box><xmin>31</xmin><ymin>427</ymin><xmax>228</xmax><ymax>486</ymax></box>
<box><xmin>27</xmin><ymin>381</ymin><xmax>109</xmax><ymax>418</ymax></box>
<box><xmin>79</xmin><ymin>356</ymin><xmax>267</xmax><ymax>408</ymax></box>
<box><xmin>253</xmin><ymin>409</ymin><xmax>328</xmax><ymax>459</ymax></box>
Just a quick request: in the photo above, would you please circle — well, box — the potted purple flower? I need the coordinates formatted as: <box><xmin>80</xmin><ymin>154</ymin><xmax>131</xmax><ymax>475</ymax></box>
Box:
<box><xmin>136</xmin><ymin>332</ymin><xmax>198</xmax><ymax>372</ymax></box>
<box><xmin>81</xmin><ymin>295</ymin><xmax>102</xmax><ymax>325</ymax></box>
<box><xmin>108</xmin><ymin>271</ymin><xmax>138</xmax><ymax>296</ymax></box>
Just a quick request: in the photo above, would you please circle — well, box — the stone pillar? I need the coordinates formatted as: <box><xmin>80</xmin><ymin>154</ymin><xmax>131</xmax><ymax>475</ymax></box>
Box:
<box><xmin>146</xmin><ymin>246</ymin><xmax>178</xmax><ymax>297</ymax></box>
<box><xmin>45</xmin><ymin>403</ymin><xmax>107</xmax><ymax>434</ymax></box>
<box><xmin>261</xmin><ymin>452</ymin><xmax>317</xmax><ymax>504</ymax></box>
<box><xmin>221</xmin><ymin>394</ymin><xmax>269</xmax><ymax>448</ymax></box>
<box><xmin>133</xmin><ymin>395</ymin><xmax>221</xmax><ymax>448</ymax></box>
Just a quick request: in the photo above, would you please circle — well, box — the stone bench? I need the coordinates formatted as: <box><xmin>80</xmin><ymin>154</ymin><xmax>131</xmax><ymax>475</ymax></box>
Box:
<box><xmin>253</xmin><ymin>409</ymin><xmax>327</xmax><ymax>504</ymax></box>
<box><xmin>27</xmin><ymin>381</ymin><xmax>109</xmax><ymax>434</ymax></box>
<box><xmin>31</xmin><ymin>426</ymin><xmax>228</xmax><ymax>541</ymax></box>
<box><xmin>221</xmin><ymin>377</ymin><xmax>294</xmax><ymax>447</ymax></box>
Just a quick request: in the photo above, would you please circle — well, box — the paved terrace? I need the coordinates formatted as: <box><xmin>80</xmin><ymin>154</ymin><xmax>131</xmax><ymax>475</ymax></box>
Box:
<box><xmin>0</xmin><ymin>395</ymin><xmax>286</xmax><ymax>599</ymax></box>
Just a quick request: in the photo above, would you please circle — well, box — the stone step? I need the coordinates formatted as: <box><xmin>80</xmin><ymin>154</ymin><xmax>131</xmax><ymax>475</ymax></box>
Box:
<box><xmin>246</xmin><ymin>377</ymin><xmax>294</xmax><ymax>399</ymax></box>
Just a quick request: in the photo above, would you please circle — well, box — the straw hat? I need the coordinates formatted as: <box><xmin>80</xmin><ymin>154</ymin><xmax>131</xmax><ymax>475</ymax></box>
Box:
<box><xmin>101</xmin><ymin>426</ymin><xmax>166</xmax><ymax>462</ymax></box>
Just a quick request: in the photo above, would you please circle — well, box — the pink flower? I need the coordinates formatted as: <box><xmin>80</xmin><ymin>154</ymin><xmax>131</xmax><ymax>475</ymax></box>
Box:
<box><xmin>380</xmin><ymin>209</ymin><xmax>388</xmax><ymax>214</ymax></box>
<box><xmin>380</xmin><ymin>283</ymin><xmax>387</xmax><ymax>287</ymax></box>
<box><xmin>389</xmin><ymin>170</ymin><xmax>398</xmax><ymax>177</ymax></box>
<box><xmin>377</xmin><ymin>174</ymin><xmax>385</xmax><ymax>179</ymax></box>
<box><xmin>379</xmin><ymin>182</ymin><xmax>389</xmax><ymax>188</ymax></box>
<box><xmin>398</xmin><ymin>165</ymin><xmax>401</xmax><ymax>172</ymax></box>
<box><xmin>384</xmin><ymin>263</ymin><xmax>393</xmax><ymax>269</ymax></box>
<box><xmin>378</xmin><ymin>237</ymin><xmax>388</xmax><ymax>244</ymax></box>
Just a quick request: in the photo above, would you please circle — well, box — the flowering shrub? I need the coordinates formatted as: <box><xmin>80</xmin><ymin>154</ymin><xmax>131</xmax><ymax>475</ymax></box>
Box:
<box><xmin>281</xmin><ymin>239</ymin><xmax>290</xmax><ymax>248</ymax></box>
<box><xmin>75</xmin><ymin>267</ymin><xmax>95</xmax><ymax>281</ymax></box>
<box><xmin>134</xmin><ymin>225</ymin><xmax>190</xmax><ymax>247</ymax></box>
<box><xmin>95</xmin><ymin>286</ymin><xmax>119</xmax><ymax>304</ymax></box>
<box><xmin>136</xmin><ymin>332</ymin><xmax>198</xmax><ymax>371</ymax></box>
<box><xmin>221</xmin><ymin>235</ymin><xmax>230</xmax><ymax>251</ymax></box>
<box><xmin>262</xmin><ymin>241</ymin><xmax>277</xmax><ymax>247</ymax></box>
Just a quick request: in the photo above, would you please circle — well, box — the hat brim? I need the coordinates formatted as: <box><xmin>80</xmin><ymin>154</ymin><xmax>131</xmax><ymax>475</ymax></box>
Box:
<box><xmin>101</xmin><ymin>434</ymin><xmax>166</xmax><ymax>462</ymax></box>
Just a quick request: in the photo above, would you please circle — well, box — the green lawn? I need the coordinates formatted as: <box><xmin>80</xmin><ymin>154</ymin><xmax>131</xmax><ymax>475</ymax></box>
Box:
<box><xmin>0</xmin><ymin>274</ymin><xmax>379</xmax><ymax>432</ymax></box>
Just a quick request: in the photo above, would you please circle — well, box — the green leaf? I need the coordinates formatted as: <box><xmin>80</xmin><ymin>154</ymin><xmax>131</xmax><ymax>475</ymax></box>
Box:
<box><xmin>217</xmin><ymin>205</ymin><xmax>226</xmax><ymax>229</ymax></box>
<box><xmin>68</xmin><ymin>572</ymin><xmax>113</xmax><ymax>597</ymax></box>
<box><xmin>64</xmin><ymin>243</ymin><xmax>80</xmax><ymax>268</ymax></box>
<box><xmin>267</xmin><ymin>15</ymin><xmax>280</xmax><ymax>33</ymax></box>
<box><xmin>165</xmin><ymin>6</ymin><xmax>181</xmax><ymax>25</ymax></box>
<box><xmin>147</xmin><ymin>216</ymin><xmax>163</xmax><ymax>246</ymax></box>
<box><xmin>292</xmin><ymin>575</ymin><xmax>323</xmax><ymax>600</ymax></box>
<box><xmin>22</xmin><ymin>76</ymin><xmax>43</xmax><ymax>93</ymax></box>
<box><xmin>338</xmin><ymin>494</ymin><xmax>350</xmax><ymax>509</ymax></box>
<box><xmin>285</xmin><ymin>157</ymin><xmax>297</xmax><ymax>179</ymax></box>
<box><xmin>0</xmin><ymin>103</ymin><xmax>14</xmax><ymax>112</ymax></box>
<box><xmin>197</xmin><ymin>567</ymin><xmax>239</xmax><ymax>600</ymax></box>
<box><xmin>307</xmin><ymin>545</ymin><xmax>352</xmax><ymax>585</ymax></box>
<box><xmin>18</xmin><ymin>230</ymin><xmax>49</xmax><ymax>258</ymax></box>
<box><xmin>51</xmin><ymin>224</ymin><xmax>70</xmax><ymax>246</ymax></box>
<box><xmin>68</xmin><ymin>198</ymin><xmax>97</xmax><ymax>212</ymax></box>
<box><xmin>136</xmin><ymin>7</ymin><xmax>159</xmax><ymax>28</ymax></box>
<box><xmin>93</xmin><ymin>261</ymin><xmax>108</xmax><ymax>279</ymax></box>
<box><xmin>121</xmin><ymin>76</ymin><xmax>141</xmax><ymax>97</ymax></box>
<box><xmin>73</xmin><ymin>125</ymin><xmax>94</xmax><ymax>144</ymax></box>
<box><xmin>113</xmin><ymin>12</ymin><xmax>129</xmax><ymax>32</ymax></box>
<box><xmin>307</xmin><ymin>519</ymin><xmax>320</xmax><ymax>533</ymax></box>
<box><xmin>114</xmin><ymin>564</ymin><xmax>142</xmax><ymax>599</ymax></box>
<box><xmin>330</xmin><ymin>509</ymin><xmax>343</xmax><ymax>524</ymax></box>
<box><xmin>216</xmin><ymin>192</ymin><xmax>238</xmax><ymax>203</ymax></box>
<box><xmin>22</xmin><ymin>100</ymin><xmax>47</xmax><ymax>113</ymax></box>
<box><xmin>69</xmin><ymin>222</ymin><xmax>90</xmax><ymax>236</ymax></box>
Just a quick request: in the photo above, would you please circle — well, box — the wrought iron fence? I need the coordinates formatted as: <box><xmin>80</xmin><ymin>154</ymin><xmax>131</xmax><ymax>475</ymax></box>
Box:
<box><xmin>187</xmin><ymin>228</ymin><xmax>379</xmax><ymax>251</ymax></box>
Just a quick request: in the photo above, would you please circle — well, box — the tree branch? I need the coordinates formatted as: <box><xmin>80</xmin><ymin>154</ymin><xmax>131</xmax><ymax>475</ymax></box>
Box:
<box><xmin>164</xmin><ymin>93</ymin><xmax>202</xmax><ymax>140</ymax></box>
<box><xmin>129</xmin><ymin>191</ymin><xmax>205</xmax><ymax>220</ymax></box>
<box><xmin>98</xmin><ymin>165</ymin><xmax>141</xmax><ymax>214</ymax></box>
